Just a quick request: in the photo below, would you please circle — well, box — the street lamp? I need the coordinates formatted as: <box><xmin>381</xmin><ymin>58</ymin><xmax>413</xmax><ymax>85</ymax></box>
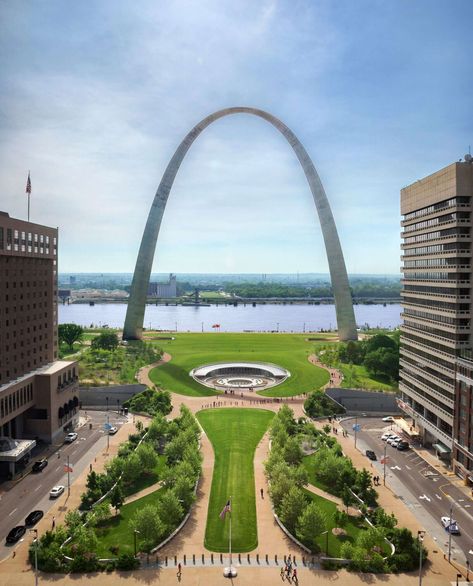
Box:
<box><xmin>116</xmin><ymin>398</ymin><xmax>120</xmax><ymax>414</ymax></box>
<box><xmin>321</xmin><ymin>530</ymin><xmax>329</xmax><ymax>556</ymax></box>
<box><xmin>276</xmin><ymin>322</ymin><xmax>279</xmax><ymax>332</ymax></box>
<box><xmin>417</xmin><ymin>530</ymin><xmax>426</xmax><ymax>586</ymax></box>
<box><xmin>106</xmin><ymin>396</ymin><xmax>109</xmax><ymax>412</ymax></box>
<box><xmin>456</xmin><ymin>573</ymin><xmax>462</xmax><ymax>586</ymax></box>
<box><xmin>30</xmin><ymin>529</ymin><xmax>39</xmax><ymax>586</ymax></box>
<box><xmin>448</xmin><ymin>501</ymin><xmax>454</xmax><ymax>564</ymax></box>
<box><xmin>133</xmin><ymin>529</ymin><xmax>140</xmax><ymax>557</ymax></box>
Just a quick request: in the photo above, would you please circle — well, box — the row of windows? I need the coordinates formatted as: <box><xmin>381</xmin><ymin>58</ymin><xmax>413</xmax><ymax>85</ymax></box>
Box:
<box><xmin>0</xmin><ymin>383</ymin><xmax>34</xmax><ymax>419</ymax></box>
<box><xmin>0</xmin><ymin>227</ymin><xmax>56</xmax><ymax>253</ymax></box>
<box><xmin>401</xmin><ymin>341</ymin><xmax>454</xmax><ymax>371</ymax></box>
<box><xmin>403</xmin><ymin>258</ymin><xmax>466</xmax><ymax>268</ymax></box>
<box><xmin>403</xmin><ymin>297</ymin><xmax>468</xmax><ymax>312</ymax></box>
<box><xmin>401</xmin><ymin>330</ymin><xmax>456</xmax><ymax>356</ymax></box>
<box><xmin>57</xmin><ymin>368</ymin><xmax>78</xmax><ymax>390</ymax></box>
<box><xmin>403</xmin><ymin>197</ymin><xmax>469</xmax><ymax>222</ymax></box>
<box><xmin>403</xmin><ymin>212</ymin><xmax>468</xmax><ymax>233</ymax></box>
<box><xmin>403</xmin><ymin>285</ymin><xmax>470</xmax><ymax>295</ymax></box>
<box><xmin>403</xmin><ymin>308</ymin><xmax>464</xmax><ymax>325</ymax></box>
<box><xmin>403</xmin><ymin>319</ymin><xmax>468</xmax><ymax>341</ymax></box>
<box><xmin>402</xmin><ymin>243</ymin><xmax>470</xmax><ymax>257</ymax></box>
<box><xmin>404</xmin><ymin>227</ymin><xmax>470</xmax><ymax>245</ymax></box>
<box><xmin>403</xmin><ymin>272</ymin><xmax>466</xmax><ymax>280</ymax></box>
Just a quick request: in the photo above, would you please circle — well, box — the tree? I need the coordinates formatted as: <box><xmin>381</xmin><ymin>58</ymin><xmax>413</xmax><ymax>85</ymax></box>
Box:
<box><xmin>341</xmin><ymin>486</ymin><xmax>355</xmax><ymax>513</ymax></box>
<box><xmin>278</xmin><ymin>486</ymin><xmax>308</xmax><ymax>533</ymax></box>
<box><xmin>136</xmin><ymin>442</ymin><xmax>159</xmax><ymax>473</ymax></box>
<box><xmin>130</xmin><ymin>504</ymin><xmax>166</xmax><ymax>553</ymax></box>
<box><xmin>91</xmin><ymin>332</ymin><xmax>119</xmax><ymax>351</ymax></box>
<box><xmin>296</xmin><ymin>502</ymin><xmax>327</xmax><ymax>551</ymax></box>
<box><xmin>283</xmin><ymin>436</ymin><xmax>304</xmax><ymax>466</ymax></box>
<box><xmin>58</xmin><ymin>323</ymin><xmax>84</xmax><ymax>351</ymax></box>
<box><xmin>173</xmin><ymin>475</ymin><xmax>195</xmax><ymax>510</ymax></box>
<box><xmin>156</xmin><ymin>489</ymin><xmax>184</xmax><ymax>530</ymax></box>
<box><xmin>333</xmin><ymin>509</ymin><xmax>349</xmax><ymax>528</ymax></box>
<box><xmin>110</xmin><ymin>483</ymin><xmax>124</xmax><ymax>514</ymax></box>
<box><xmin>91</xmin><ymin>501</ymin><xmax>111</xmax><ymax>525</ymax></box>
<box><xmin>123</xmin><ymin>452</ymin><xmax>142</xmax><ymax>484</ymax></box>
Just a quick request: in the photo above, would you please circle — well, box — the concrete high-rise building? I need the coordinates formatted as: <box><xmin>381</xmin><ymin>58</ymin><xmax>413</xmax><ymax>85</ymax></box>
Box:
<box><xmin>399</xmin><ymin>160</ymin><xmax>473</xmax><ymax>462</ymax></box>
<box><xmin>454</xmin><ymin>355</ymin><xmax>473</xmax><ymax>483</ymax></box>
<box><xmin>0</xmin><ymin>212</ymin><xmax>79</xmax><ymax>476</ymax></box>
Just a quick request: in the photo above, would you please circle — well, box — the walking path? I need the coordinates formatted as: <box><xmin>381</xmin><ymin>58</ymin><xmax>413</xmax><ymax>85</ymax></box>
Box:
<box><xmin>124</xmin><ymin>479</ymin><xmax>163</xmax><ymax>505</ymax></box>
<box><xmin>304</xmin><ymin>482</ymin><xmax>360</xmax><ymax>517</ymax></box>
<box><xmin>308</xmin><ymin>353</ymin><xmax>343</xmax><ymax>388</ymax></box>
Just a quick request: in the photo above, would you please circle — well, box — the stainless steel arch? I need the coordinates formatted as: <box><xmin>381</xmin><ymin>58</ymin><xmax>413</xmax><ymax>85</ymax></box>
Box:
<box><xmin>123</xmin><ymin>107</ymin><xmax>357</xmax><ymax>341</ymax></box>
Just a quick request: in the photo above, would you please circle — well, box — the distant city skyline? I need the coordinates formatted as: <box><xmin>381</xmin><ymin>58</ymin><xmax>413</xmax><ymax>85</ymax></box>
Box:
<box><xmin>1</xmin><ymin>1</ymin><xmax>472</xmax><ymax>274</ymax></box>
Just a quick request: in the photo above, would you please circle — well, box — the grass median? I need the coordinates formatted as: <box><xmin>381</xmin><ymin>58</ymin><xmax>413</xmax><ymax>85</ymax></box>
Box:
<box><xmin>197</xmin><ymin>408</ymin><xmax>274</xmax><ymax>552</ymax></box>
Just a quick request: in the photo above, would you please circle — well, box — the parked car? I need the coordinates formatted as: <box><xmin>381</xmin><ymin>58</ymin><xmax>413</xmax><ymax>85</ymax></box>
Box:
<box><xmin>382</xmin><ymin>416</ymin><xmax>395</xmax><ymax>422</ymax></box>
<box><xmin>396</xmin><ymin>441</ymin><xmax>410</xmax><ymax>451</ymax></box>
<box><xmin>6</xmin><ymin>526</ymin><xmax>26</xmax><ymax>544</ymax></box>
<box><xmin>365</xmin><ymin>450</ymin><xmax>377</xmax><ymax>461</ymax></box>
<box><xmin>64</xmin><ymin>432</ymin><xmax>78</xmax><ymax>443</ymax></box>
<box><xmin>50</xmin><ymin>485</ymin><xmax>65</xmax><ymax>499</ymax></box>
<box><xmin>32</xmin><ymin>459</ymin><xmax>48</xmax><ymax>472</ymax></box>
<box><xmin>25</xmin><ymin>510</ymin><xmax>44</xmax><ymax>527</ymax></box>
<box><xmin>441</xmin><ymin>516</ymin><xmax>460</xmax><ymax>535</ymax></box>
<box><xmin>391</xmin><ymin>438</ymin><xmax>402</xmax><ymax>448</ymax></box>
<box><xmin>381</xmin><ymin>432</ymin><xmax>393</xmax><ymax>441</ymax></box>
<box><xmin>387</xmin><ymin>435</ymin><xmax>401</xmax><ymax>445</ymax></box>
<box><xmin>108</xmin><ymin>426</ymin><xmax>118</xmax><ymax>435</ymax></box>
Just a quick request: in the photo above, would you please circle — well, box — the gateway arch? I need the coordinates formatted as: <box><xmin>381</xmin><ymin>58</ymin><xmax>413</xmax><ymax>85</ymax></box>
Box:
<box><xmin>123</xmin><ymin>107</ymin><xmax>357</xmax><ymax>341</ymax></box>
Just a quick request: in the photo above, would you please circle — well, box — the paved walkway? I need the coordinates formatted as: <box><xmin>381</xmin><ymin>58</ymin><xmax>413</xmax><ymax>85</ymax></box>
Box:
<box><xmin>308</xmin><ymin>353</ymin><xmax>344</xmax><ymax>388</ymax></box>
<box><xmin>124</xmin><ymin>479</ymin><xmax>163</xmax><ymax>505</ymax></box>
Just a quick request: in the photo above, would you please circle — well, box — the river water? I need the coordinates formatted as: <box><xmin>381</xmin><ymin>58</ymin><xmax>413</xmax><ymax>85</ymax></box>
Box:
<box><xmin>58</xmin><ymin>302</ymin><xmax>401</xmax><ymax>332</ymax></box>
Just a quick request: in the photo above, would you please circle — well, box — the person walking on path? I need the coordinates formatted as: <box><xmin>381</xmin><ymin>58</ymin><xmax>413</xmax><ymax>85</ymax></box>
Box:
<box><xmin>280</xmin><ymin>566</ymin><xmax>285</xmax><ymax>580</ymax></box>
<box><xmin>177</xmin><ymin>562</ymin><xmax>182</xmax><ymax>578</ymax></box>
<box><xmin>292</xmin><ymin>567</ymin><xmax>298</xmax><ymax>583</ymax></box>
<box><xmin>260</xmin><ymin>488</ymin><xmax>264</xmax><ymax>498</ymax></box>
<box><xmin>52</xmin><ymin>516</ymin><xmax>55</xmax><ymax>530</ymax></box>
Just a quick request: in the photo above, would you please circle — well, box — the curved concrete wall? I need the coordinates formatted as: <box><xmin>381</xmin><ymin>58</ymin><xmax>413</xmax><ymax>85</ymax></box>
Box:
<box><xmin>123</xmin><ymin>107</ymin><xmax>357</xmax><ymax>341</ymax></box>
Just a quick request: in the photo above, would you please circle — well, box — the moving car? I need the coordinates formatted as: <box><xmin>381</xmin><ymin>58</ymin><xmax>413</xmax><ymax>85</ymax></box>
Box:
<box><xmin>50</xmin><ymin>485</ymin><xmax>65</xmax><ymax>498</ymax></box>
<box><xmin>32</xmin><ymin>459</ymin><xmax>48</xmax><ymax>472</ymax></box>
<box><xmin>64</xmin><ymin>432</ymin><xmax>78</xmax><ymax>443</ymax></box>
<box><xmin>6</xmin><ymin>526</ymin><xmax>26</xmax><ymax>544</ymax></box>
<box><xmin>25</xmin><ymin>510</ymin><xmax>44</xmax><ymax>527</ymax></box>
<box><xmin>365</xmin><ymin>450</ymin><xmax>377</xmax><ymax>461</ymax></box>
<box><xmin>382</xmin><ymin>416</ymin><xmax>395</xmax><ymax>423</ymax></box>
<box><xmin>108</xmin><ymin>426</ymin><xmax>118</xmax><ymax>435</ymax></box>
<box><xmin>396</xmin><ymin>441</ymin><xmax>410</xmax><ymax>451</ymax></box>
<box><xmin>441</xmin><ymin>516</ymin><xmax>460</xmax><ymax>535</ymax></box>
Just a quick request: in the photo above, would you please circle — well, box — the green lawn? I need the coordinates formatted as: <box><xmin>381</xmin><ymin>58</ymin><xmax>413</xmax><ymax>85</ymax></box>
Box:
<box><xmin>148</xmin><ymin>333</ymin><xmax>330</xmax><ymax>397</ymax></box>
<box><xmin>197</xmin><ymin>408</ymin><xmax>274</xmax><ymax>552</ymax></box>
<box><xmin>340</xmin><ymin>363</ymin><xmax>398</xmax><ymax>392</ymax></box>
<box><xmin>94</xmin><ymin>488</ymin><xmax>164</xmax><ymax>557</ymax></box>
<box><xmin>304</xmin><ymin>490</ymin><xmax>366</xmax><ymax>556</ymax></box>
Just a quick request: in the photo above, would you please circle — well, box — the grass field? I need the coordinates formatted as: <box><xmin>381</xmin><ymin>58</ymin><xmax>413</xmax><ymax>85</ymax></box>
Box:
<box><xmin>148</xmin><ymin>333</ymin><xmax>330</xmax><ymax>397</ymax></box>
<box><xmin>94</xmin><ymin>488</ymin><xmax>164</xmax><ymax>557</ymax></box>
<box><xmin>197</xmin><ymin>408</ymin><xmax>274</xmax><ymax>552</ymax></box>
<box><xmin>340</xmin><ymin>363</ymin><xmax>398</xmax><ymax>392</ymax></box>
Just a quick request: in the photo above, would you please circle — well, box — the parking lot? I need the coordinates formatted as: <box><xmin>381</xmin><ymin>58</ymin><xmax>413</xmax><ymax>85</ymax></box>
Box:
<box><xmin>341</xmin><ymin>416</ymin><xmax>473</xmax><ymax>565</ymax></box>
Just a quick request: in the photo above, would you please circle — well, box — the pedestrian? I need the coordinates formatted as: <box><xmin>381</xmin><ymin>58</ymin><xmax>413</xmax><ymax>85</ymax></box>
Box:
<box><xmin>292</xmin><ymin>567</ymin><xmax>298</xmax><ymax>583</ymax></box>
<box><xmin>260</xmin><ymin>488</ymin><xmax>264</xmax><ymax>499</ymax></box>
<box><xmin>280</xmin><ymin>566</ymin><xmax>285</xmax><ymax>580</ymax></box>
<box><xmin>177</xmin><ymin>562</ymin><xmax>182</xmax><ymax>577</ymax></box>
<box><xmin>52</xmin><ymin>516</ymin><xmax>55</xmax><ymax>530</ymax></box>
<box><xmin>89</xmin><ymin>463</ymin><xmax>92</xmax><ymax>472</ymax></box>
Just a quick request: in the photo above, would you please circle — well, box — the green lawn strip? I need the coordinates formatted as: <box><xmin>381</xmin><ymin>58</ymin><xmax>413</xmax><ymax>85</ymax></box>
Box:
<box><xmin>339</xmin><ymin>363</ymin><xmax>398</xmax><ymax>392</ymax></box>
<box><xmin>148</xmin><ymin>333</ymin><xmax>329</xmax><ymax>398</ymax></box>
<box><xmin>303</xmin><ymin>490</ymin><xmax>364</xmax><ymax>557</ymax></box>
<box><xmin>94</xmin><ymin>488</ymin><xmax>164</xmax><ymax>558</ymax></box>
<box><xmin>122</xmin><ymin>455</ymin><xmax>166</xmax><ymax>497</ymax></box>
<box><xmin>197</xmin><ymin>408</ymin><xmax>274</xmax><ymax>552</ymax></box>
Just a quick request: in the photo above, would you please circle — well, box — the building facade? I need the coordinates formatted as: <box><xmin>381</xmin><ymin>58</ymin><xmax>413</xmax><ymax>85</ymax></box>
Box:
<box><xmin>0</xmin><ymin>212</ymin><xmax>79</xmax><ymax>475</ymax></box>
<box><xmin>454</xmin><ymin>356</ymin><xmax>473</xmax><ymax>483</ymax></box>
<box><xmin>148</xmin><ymin>273</ymin><xmax>177</xmax><ymax>298</ymax></box>
<box><xmin>399</xmin><ymin>160</ymin><xmax>473</xmax><ymax>461</ymax></box>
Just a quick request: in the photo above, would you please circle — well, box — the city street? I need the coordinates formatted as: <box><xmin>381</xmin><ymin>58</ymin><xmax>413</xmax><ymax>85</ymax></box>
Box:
<box><xmin>341</xmin><ymin>417</ymin><xmax>473</xmax><ymax>567</ymax></box>
<box><xmin>0</xmin><ymin>410</ymin><xmax>127</xmax><ymax>561</ymax></box>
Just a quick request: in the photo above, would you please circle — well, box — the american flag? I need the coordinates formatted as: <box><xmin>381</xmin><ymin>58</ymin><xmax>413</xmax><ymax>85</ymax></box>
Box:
<box><xmin>219</xmin><ymin>499</ymin><xmax>231</xmax><ymax>519</ymax></box>
<box><xmin>26</xmin><ymin>172</ymin><xmax>31</xmax><ymax>194</ymax></box>
<box><xmin>64</xmin><ymin>464</ymin><xmax>73</xmax><ymax>473</ymax></box>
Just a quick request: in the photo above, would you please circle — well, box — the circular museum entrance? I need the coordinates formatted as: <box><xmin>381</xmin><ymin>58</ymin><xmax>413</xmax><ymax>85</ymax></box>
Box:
<box><xmin>190</xmin><ymin>361</ymin><xmax>290</xmax><ymax>391</ymax></box>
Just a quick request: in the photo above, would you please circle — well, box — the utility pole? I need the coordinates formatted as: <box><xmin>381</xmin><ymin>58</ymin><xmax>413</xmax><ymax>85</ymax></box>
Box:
<box><xmin>67</xmin><ymin>455</ymin><xmax>71</xmax><ymax>497</ymax></box>
<box><xmin>418</xmin><ymin>530</ymin><xmax>425</xmax><ymax>586</ymax></box>
<box><xmin>448</xmin><ymin>502</ymin><xmax>454</xmax><ymax>564</ymax></box>
<box><xmin>383</xmin><ymin>443</ymin><xmax>387</xmax><ymax>486</ymax></box>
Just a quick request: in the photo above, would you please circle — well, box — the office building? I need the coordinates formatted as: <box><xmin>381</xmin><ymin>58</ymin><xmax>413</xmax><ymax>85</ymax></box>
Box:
<box><xmin>454</xmin><ymin>356</ymin><xmax>473</xmax><ymax>483</ymax></box>
<box><xmin>399</xmin><ymin>159</ymin><xmax>473</xmax><ymax>462</ymax></box>
<box><xmin>0</xmin><ymin>211</ymin><xmax>79</xmax><ymax>476</ymax></box>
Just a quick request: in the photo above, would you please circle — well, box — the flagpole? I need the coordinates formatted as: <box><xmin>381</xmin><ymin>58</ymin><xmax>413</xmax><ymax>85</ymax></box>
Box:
<box><xmin>67</xmin><ymin>455</ymin><xmax>71</xmax><ymax>496</ymax></box>
<box><xmin>229</xmin><ymin>495</ymin><xmax>232</xmax><ymax>568</ymax></box>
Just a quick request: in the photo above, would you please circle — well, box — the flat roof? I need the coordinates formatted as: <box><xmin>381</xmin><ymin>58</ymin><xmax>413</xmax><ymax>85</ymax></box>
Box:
<box><xmin>40</xmin><ymin>360</ymin><xmax>76</xmax><ymax>375</ymax></box>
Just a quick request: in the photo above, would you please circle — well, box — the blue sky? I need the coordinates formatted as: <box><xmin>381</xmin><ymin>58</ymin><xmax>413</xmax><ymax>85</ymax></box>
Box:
<box><xmin>0</xmin><ymin>0</ymin><xmax>472</xmax><ymax>274</ymax></box>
